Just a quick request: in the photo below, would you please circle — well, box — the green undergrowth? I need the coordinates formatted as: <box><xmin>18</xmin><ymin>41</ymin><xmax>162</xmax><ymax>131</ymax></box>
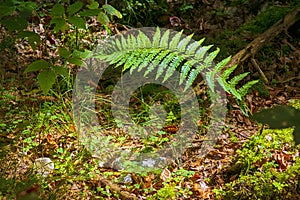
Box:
<box><xmin>0</xmin><ymin>85</ymin><xmax>199</xmax><ymax>199</ymax></box>
<box><xmin>214</xmin><ymin>102</ymin><xmax>300</xmax><ymax>199</ymax></box>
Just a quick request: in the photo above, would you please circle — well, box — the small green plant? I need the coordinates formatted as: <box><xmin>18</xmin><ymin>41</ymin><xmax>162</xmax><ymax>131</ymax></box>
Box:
<box><xmin>95</xmin><ymin>27</ymin><xmax>258</xmax><ymax>114</ymax></box>
<box><xmin>1</xmin><ymin>0</ymin><xmax>122</xmax><ymax>95</ymax></box>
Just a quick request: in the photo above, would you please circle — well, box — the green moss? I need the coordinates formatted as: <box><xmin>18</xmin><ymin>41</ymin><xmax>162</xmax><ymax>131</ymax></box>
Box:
<box><xmin>209</xmin><ymin>3</ymin><xmax>299</xmax><ymax>59</ymax></box>
<box><xmin>214</xmin><ymin>128</ymin><xmax>300</xmax><ymax>199</ymax></box>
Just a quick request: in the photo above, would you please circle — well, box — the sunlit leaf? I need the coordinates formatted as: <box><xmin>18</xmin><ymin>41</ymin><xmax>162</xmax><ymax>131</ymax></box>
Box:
<box><xmin>37</xmin><ymin>70</ymin><xmax>56</xmax><ymax>95</ymax></box>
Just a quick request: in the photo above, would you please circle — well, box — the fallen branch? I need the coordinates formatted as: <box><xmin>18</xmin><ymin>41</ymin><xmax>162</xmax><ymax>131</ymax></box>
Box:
<box><xmin>100</xmin><ymin>178</ymin><xmax>138</xmax><ymax>200</ymax></box>
<box><xmin>226</xmin><ymin>6</ymin><xmax>300</xmax><ymax>70</ymax></box>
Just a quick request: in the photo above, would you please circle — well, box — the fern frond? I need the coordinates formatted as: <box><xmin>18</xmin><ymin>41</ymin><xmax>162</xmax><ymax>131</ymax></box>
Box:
<box><xmin>204</xmin><ymin>48</ymin><xmax>220</xmax><ymax>67</ymax></box>
<box><xmin>137</xmin><ymin>31</ymin><xmax>152</xmax><ymax>48</ymax></box>
<box><xmin>185</xmin><ymin>68</ymin><xmax>200</xmax><ymax>91</ymax></box>
<box><xmin>195</xmin><ymin>45</ymin><xmax>213</xmax><ymax>60</ymax></box>
<box><xmin>120</xmin><ymin>35</ymin><xmax>127</xmax><ymax>50</ymax></box>
<box><xmin>163</xmin><ymin>56</ymin><xmax>184</xmax><ymax>82</ymax></box>
<box><xmin>177</xmin><ymin>34</ymin><xmax>194</xmax><ymax>52</ymax></box>
<box><xmin>169</xmin><ymin>30</ymin><xmax>183</xmax><ymax>49</ymax></box>
<box><xmin>186</xmin><ymin>40</ymin><xmax>202</xmax><ymax>55</ymax></box>
<box><xmin>221</xmin><ymin>64</ymin><xmax>238</xmax><ymax>80</ymax></box>
<box><xmin>93</xmin><ymin>27</ymin><xmax>258</xmax><ymax>113</ymax></box>
<box><xmin>144</xmin><ymin>49</ymin><xmax>170</xmax><ymax>76</ymax></box>
<box><xmin>215</xmin><ymin>56</ymin><xmax>231</xmax><ymax>72</ymax></box>
<box><xmin>123</xmin><ymin>50</ymin><xmax>143</xmax><ymax>72</ymax></box>
<box><xmin>229</xmin><ymin>72</ymin><xmax>249</xmax><ymax>86</ymax></box>
<box><xmin>156</xmin><ymin>52</ymin><xmax>177</xmax><ymax>80</ymax></box>
<box><xmin>160</xmin><ymin>29</ymin><xmax>170</xmax><ymax>48</ymax></box>
<box><xmin>152</xmin><ymin>27</ymin><xmax>161</xmax><ymax>47</ymax></box>
<box><xmin>205</xmin><ymin>70</ymin><xmax>215</xmax><ymax>92</ymax></box>
<box><xmin>128</xmin><ymin>34</ymin><xmax>137</xmax><ymax>49</ymax></box>
<box><xmin>237</xmin><ymin>80</ymin><xmax>259</xmax><ymax>97</ymax></box>
<box><xmin>179</xmin><ymin>60</ymin><xmax>198</xmax><ymax>84</ymax></box>
<box><xmin>115</xmin><ymin>38</ymin><xmax>123</xmax><ymax>51</ymax></box>
<box><xmin>138</xmin><ymin>49</ymin><xmax>162</xmax><ymax>72</ymax></box>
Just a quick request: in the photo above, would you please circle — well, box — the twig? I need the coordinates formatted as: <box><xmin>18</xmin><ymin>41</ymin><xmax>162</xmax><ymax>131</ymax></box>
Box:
<box><xmin>251</xmin><ymin>57</ymin><xmax>268</xmax><ymax>83</ymax></box>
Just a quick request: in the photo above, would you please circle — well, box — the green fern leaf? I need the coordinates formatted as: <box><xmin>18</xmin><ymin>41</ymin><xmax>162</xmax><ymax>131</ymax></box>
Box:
<box><xmin>128</xmin><ymin>34</ymin><xmax>137</xmax><ymax>49</ymax></box>
<box><xmin>138</xmin><ymin>49</ymin><xmax>162</xmax><ymax>72</ymax></box>
<box><xmin>229</xmin><ymin>72</ymin><xmax>249</xmax><ymax>86</ymax></box>
<box><xmin>179</xmin><ymin>60</ymin><xmax>198</xmax><ymax>84</ymax></box>
<box><xmin>229</xmin><ymin>87</ymin><xmax>242</xmax><ymax>100</ymax></box>
<box><xmin>121</xmin><ymin>35</ymin><xmax>127</xmax><ymax>50</ymax></box>
<box><xmin>238</xmin><ymin>80</ymin><xmax>259</xmax><ymax>97</ymax></box>
<box><xmin>195</xmin><ymin>45</ymin><xmax>213</xmax><ymax>60</ymax></box>
<box><xmin>205</xmin><ymin>70</ymin><xmax>216</xmax><ymax>92</ymax></box>
<box><xmin>108</xmin><ymin>52</ymin><xmax>126</xmax><ymax>64</ymax></box>
<box><xmin>221</xmin><ymin>64</ymin><xmax>238</xmax><ymax>80</ymax></box>
<box><xmin>177</xmin><ymin>34</ymin><xmax>194</xmax><ymax>52</ymax></box>
<box><xmin>137</xmin><ymin>31</ymin><xmax>151</xmax><ymax>48</ymax></box>
<box><xmin>131</xmin><ymin>49</ymin><xmax>154</xmax><ymax>72</ymax></box>
<box><xmin>156</xmin><ymin>63</ymin><xmax>167</xmax><ymax>80</ymax></box>
<box><xmin>217</xmin><ymin>76</ymin><xmax>231</xmax><ymax>93</ymax></box>
<box><xmin>123</xmin><ymin>51</ymin><xmax>143</xmax><ymax>72</ymax></box>
<box><xmin>186</xmin><ymin>38</ymin><xmax>204</xmax><ymax>55</ymax></box>
<box><xmin>152</xmin><ymin>27</ymin><xmax>161</xmax><ymax>47</ymax></box>
<box><xmin>152</xmin><ymin>49</ymin><xmax>170</xmax><ymax>66</ymax></box>
<box><xmin>215</xmin><ymin>56</ymin><xmax>231</xmax><ymax>72</ymax></box>
<box><xmin>115</xmin><ymin>38</ymin><xmax>123</xmax><ymax>51</ymax></box>
<box><xmin>184</xmin><ymin>68</ymin><xmax>199</xmax><ymax>91</ymax></box>
<box><xmin>144</xmin><ymin>49</ymin><xmax>169</xmax><ymax>76</ymax></box>
<box><xmin>204</xmin><ymin>48</ymin><xmax>220</xmax><ymax>66</ymax></box>
<box><xmin>115</xmin><ymin>53</ymin><xmax>132</xmax><ymax>68</ymax></box>
<box><xmin>169</xmin><ymin>30</ymin><xmax>183</xmax><ymax>50</ymax></box>
<box><xmin>163</xmin><ymin>56</ymin><xmax>184</xmax><ymax>82</ymax></box>
<box><xmin>160</xmin><ymin>29</ymin><xmax>170</xmax><ymax>48</ymax></box>
<box><xmin>156</xmin><ymin>52</ymin><xmax>177</xmax><ymax>80</ymax></box>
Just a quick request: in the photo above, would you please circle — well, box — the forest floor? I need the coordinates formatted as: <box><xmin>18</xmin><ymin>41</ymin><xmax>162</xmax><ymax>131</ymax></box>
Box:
<box><xmin>1</xmin><ymin>0</ymin><xmax>300</xmax><ymax>199</ymax></box>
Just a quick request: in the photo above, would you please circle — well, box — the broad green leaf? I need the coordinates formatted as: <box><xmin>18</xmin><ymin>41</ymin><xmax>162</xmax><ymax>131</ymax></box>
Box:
<box><xmin>1</xmin><ymin>16</ymin><xmax>28</xmax><ymax>31</ymax></box>
<box><xmin>87</xmin><ymin>0</ymin><xmax>99</xmax><ymax>9</ymax></box>
<box><xmin>97</xmin><ymin>11</ymin><xmax>110</xmax><ymax>25</ymax></box>
<box><xmin>50</xmin><ymin>17</ymin><xmax>67</xmax><ymax>33</ymax></box>
<box><xmin>79</xmin><ymin>9</ymin><xmax>99</xmax><ymax>17</ymax></box>
<box><xmin>37</xmin><ymin>70</ymin><xmax>56</xmax><ymax>95</ymax></box>
<box><xmin>0</xmin><ymin>6</ymin><xmax>16</xmax><ymax>18</ymax></box>
<box><xmin>25</xmin><ymin>60</ymin><xmax>51</xmax><ymax>73</ymax></box>
<box><xmin>71</xmin><ymin>49</ymin><xmax>92</xmax><ymax>59</ymax></box>
<box><xmin>50</xmin><ymin>4</ymin><xmax>65</xmax><ymax>17</ymax></box>
<box><xmin>68</xmin><ymin>16</ymin><xmax>86</xmax><ymax>29</ymax></box>
<box><xmin>102</xmin><ymin>4</ymin><xmax>122</xmax><ymax>18</ymax></box>
<box><xmin>18</xmin><ymin>2</ymin><xmax>38</xmax><ymax>11</ymax></box>
<box><xmin>58</xmin><ymin>47</ymin><xmax>71</xmax><ymax>58</ymax></box>
<box><xmin>68</xmin><ymin>1</ymin><xmax>83</xmax><ymax>16</ymax></box>
<box><xmin>18</xmin><ymin>31</ymin><xmax>40</xmax><ymax>49</ymax></box>
<box><xmin>67</xmin><ymin>57</ymin><xmax>83</xmax><ymax>66</ymax></box>
<box><xmin>52</xmin><ymin>65</ymin><xmax>68</xmax><ymax>77</ymax></box>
